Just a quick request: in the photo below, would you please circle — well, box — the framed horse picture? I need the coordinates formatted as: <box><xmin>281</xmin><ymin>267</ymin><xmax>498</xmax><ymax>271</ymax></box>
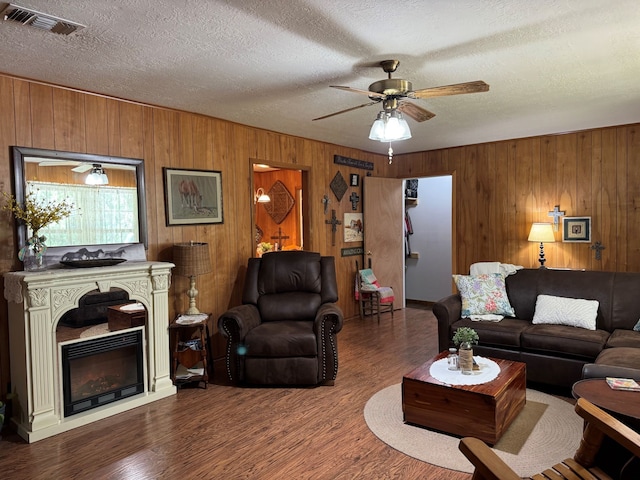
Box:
<box><xmin>163</xmin><ymin>168</ymin><xmax>223</xmax><ymax>225</ymax></box>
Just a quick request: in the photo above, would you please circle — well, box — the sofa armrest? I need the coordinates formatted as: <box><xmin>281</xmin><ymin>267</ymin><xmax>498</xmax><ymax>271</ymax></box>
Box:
<box><xmin>433</xmin><ymin>294</ymin><xmax>462</xmax><ymax>352</ymax></box>
<box><xmin>582</xmin><ymin>363</ymin><xmax>640</xmax><ymax>381</ymax></box>
<box><xmin>217</xmin><ymin>304</ymin><xmax>261</xmax><ymax>382</ymax></box>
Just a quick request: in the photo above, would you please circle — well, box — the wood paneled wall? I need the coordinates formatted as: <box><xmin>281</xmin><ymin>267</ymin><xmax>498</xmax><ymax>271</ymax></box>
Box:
<box><xmin>0</xmin><ymin>74</ymin><xmax>385</xmax><ymax>399</ymax></box>
<box><xmin>386</xmin><ymin>126</ymin><xmax>640</xmax><ymax>274</ymax></box>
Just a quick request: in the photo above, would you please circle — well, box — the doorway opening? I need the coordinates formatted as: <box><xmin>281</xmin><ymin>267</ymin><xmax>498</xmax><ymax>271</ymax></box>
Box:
<box><xmin>251</xmin><ymin>160</ymin><xmax>310</xmax><ymax>257</ymax></box>
<box><xmin>404</xmin><ymin>175</ymin><xmax>454</xmax><ymax>303</ymax></box>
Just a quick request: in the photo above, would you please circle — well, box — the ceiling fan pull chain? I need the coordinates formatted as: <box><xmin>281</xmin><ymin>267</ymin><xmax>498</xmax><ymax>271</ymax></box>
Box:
<box><xmin>388</xmin><ymin>143</ymin><xmax>394</xmax><ymax>164</ymax></box>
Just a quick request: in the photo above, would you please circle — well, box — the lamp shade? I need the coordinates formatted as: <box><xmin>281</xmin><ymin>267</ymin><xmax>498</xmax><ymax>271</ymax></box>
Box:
<box><xmin>528</xmin><ymin>223</ymin><xmax>555</xmax><ymax>243</ymax></box>
<box><xmin>173</xmin><ymin>242</ymin><xmax>212</xmax><ymax>277</ymax></box>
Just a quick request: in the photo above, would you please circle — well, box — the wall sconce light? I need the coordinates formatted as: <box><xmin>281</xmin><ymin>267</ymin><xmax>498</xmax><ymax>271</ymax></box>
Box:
<box><xmin>254</xmin><ymin>187</ymin><xmax>271</xmax><ymax>204</ymax></box>
<box><xmin>85</xmin><ymin>164</ymin><xmax>109</xmax><ymax>185</ymax></box>
<box><xmin>173</xmin><ymin>241</ymin><xmax>212</xmax><ymax>314</ymax></box>
<box><xmin>528</xmin><ymin>222</ymin><xmax>555</xmax><ymax>268</ymax></box>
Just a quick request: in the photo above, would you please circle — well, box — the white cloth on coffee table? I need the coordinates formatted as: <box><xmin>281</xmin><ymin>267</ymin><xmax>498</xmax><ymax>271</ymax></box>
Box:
<box><xmin>429</xmin><ymin>356</ymin><xmax>500</xmax><ymax>386</ymax></box>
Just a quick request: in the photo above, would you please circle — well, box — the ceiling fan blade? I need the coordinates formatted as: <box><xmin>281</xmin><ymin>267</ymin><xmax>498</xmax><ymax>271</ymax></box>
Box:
<box><xmin>330</xmin><ymin>85</ymin><xmax>386</xmax><ymax>99</ymax></box>
<box><xmin>312</xmin><ymin>101</ymin><xmax>380</xmax><ymax>121</ymax></box>
<box><xmin>398</xmin><ymin>101</ymin><xmax>436</xmax><ymax>123</ymax></box>
<box><xmin>410</xmin><ymin>80</ymin><xmax>489</xmax><ymax>99</ymax></box>
<box><xmin>72</xmin><ymin>163</ymin><xmax>93</xmax><ymax>173</ymax></box>
<box><xmin>38</xmin><ymin>160</ymin><xmax>80</xmax><ymax>167</ymax></box>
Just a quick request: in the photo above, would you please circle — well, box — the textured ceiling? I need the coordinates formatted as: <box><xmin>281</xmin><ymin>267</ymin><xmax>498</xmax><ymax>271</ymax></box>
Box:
<box><xmin>1</xmin><ymin>0</ymin><xmax>639</xmax><ymax>156</ymax></box>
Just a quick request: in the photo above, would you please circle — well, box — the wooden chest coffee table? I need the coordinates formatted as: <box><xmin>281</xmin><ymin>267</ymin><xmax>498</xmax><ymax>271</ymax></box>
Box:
<box><xmin>402</xmin><ymin>351</ymin><xmax>526</xmax><ymax>445</ymax></box>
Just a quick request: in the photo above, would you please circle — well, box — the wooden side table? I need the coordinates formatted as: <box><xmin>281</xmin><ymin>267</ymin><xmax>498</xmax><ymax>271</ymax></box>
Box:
<box><xmin>169</xmin><ymin>314</ymin><xmax>211</xmax><ymax>389</ymax></box>
<box><xmin>572</xmin><ymin>378</ymin><xmax>640</xmax><ymax>423</ymax></box>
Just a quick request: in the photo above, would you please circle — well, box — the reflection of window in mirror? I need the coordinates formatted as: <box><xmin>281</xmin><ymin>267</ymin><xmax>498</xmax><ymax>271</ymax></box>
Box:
<box><xmin>26</xmin><ymin>181</ymin><xmax>139</xmax><ymax>246</ymax></box>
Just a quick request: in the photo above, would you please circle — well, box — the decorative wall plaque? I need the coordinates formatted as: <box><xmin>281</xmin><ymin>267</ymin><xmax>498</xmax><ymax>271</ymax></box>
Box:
<box><xmin>330</xmin><ymin>171</ymin><xmax>348</xmax><ymax>201</ymax></box>
<box><xmin>263</xmin><ymin>180</ymin><xmax>295</xmax><ymax>224</ymax></box>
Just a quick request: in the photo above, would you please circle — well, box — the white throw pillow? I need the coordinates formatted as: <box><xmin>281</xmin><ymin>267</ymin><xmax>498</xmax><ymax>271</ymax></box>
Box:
<box><xmin>532</xmin><ymin>294</ymin><xmax>599</xmax><ymax>330</ymax></box>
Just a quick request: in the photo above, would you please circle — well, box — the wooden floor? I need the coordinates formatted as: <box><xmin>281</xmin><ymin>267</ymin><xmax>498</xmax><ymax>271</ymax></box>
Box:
<box><xmin>0</xmin><ymin>307</ymin><xmax>471</xmax><ymax>480</ymax></box>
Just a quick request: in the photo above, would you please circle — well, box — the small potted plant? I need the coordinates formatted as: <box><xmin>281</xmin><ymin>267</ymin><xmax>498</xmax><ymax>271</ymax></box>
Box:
<box><xmin>452</xmin><ymin>327</ymin><xmax>479</xmax><ymax>375</ymax></box>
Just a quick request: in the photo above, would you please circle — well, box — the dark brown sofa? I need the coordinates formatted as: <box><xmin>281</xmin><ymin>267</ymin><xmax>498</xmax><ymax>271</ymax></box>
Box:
<box><xmin>218</xmin><ymin>251</ymin><xmax>343</xmax><ymax>386</ymax></box>
<box><xmin>434</xmin><ymin>269</ymin><xmax>640</xmax><ymax>389</ymax></box>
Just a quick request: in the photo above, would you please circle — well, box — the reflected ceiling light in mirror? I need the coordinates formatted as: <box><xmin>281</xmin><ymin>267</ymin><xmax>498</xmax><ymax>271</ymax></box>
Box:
<box><xmin>254</xmin><ymin>187</ymin><xmax>271</xmax><ymax>203</ymax></box>
<box><xmin>85</xmin><ymin>164</ymin><xmax>109</xmax><ymax>185</ymax></box>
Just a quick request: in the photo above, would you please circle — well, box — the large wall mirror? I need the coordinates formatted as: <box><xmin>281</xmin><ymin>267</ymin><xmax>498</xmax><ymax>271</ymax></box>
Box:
<box><xmin>11</xmin><ymin>146</ymin><xmax>148</xmax><ymax>249</ymax></box>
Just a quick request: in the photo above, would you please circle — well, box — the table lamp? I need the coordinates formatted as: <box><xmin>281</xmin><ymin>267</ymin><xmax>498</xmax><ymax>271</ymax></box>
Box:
<box><xmin>173</xmin><ymin>241</ymin><xmax>211</xmax><ymax>314</ymax></box>
<box><xmin>528</xmin><ymin>223</ymin><xmax>555</xmax><ymax>269</ymax></box>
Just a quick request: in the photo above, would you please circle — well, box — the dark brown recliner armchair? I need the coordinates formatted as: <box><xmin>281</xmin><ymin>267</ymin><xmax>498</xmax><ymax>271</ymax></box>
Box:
<box><xmin>218</xmin><ymin>251</ymin><xmax>344</xmax><ymax>385</ymax></box>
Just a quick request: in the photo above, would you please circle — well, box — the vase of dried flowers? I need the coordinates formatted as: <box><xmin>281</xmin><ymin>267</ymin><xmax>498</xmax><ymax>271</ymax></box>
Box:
<box><xmin>2</xmin><ymin>190</ymin><xmax>74</xmax><ymax>270</ymax></box>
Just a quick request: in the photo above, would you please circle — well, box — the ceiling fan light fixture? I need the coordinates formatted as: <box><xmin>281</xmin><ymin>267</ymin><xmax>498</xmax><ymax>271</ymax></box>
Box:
<box><xmin>385</xmin><ymin>110</ymin><xmax>412</xmax><ymax>141</ymax></box>
<box><xmin>369</xmin><ymin>110</ymin><xmax>411</xmax><ymax>143</ymax></box>
<box><xmin>85</xmin><ymin>164</ymin><xmax>109</xmax><ymax>185</ymax></box>
<box><xmin>368</xmin><ymin>111</ymin><xmax>386</xmax><ymax>141</ymax></box>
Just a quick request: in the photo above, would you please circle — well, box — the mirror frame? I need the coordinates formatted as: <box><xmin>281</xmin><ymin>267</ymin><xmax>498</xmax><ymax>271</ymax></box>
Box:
<box><xmin>11</xmin><ymin>146</ymin><xmax>148</xmax><ymax>249</ymax></box>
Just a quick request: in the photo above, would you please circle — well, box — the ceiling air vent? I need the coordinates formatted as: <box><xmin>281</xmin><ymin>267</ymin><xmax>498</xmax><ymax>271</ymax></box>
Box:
<box><xmin>1</xmin><ymin>3</ymin><xmax>85</xmax><ymax>35</ymax></box>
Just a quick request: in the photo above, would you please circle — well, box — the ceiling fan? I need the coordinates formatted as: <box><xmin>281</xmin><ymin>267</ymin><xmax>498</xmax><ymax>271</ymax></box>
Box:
<box><xmin>35</xmin><ymin>160</ymin><xmax>133</xmax><ymax>172</ymax></box>
<box><xmin>312</xmin><ymin>60</ymin><xmax>489</xmax><ymax>124</ymax></box>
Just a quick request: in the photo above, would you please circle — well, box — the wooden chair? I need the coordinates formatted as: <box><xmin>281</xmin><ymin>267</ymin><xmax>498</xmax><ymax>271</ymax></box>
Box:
<box><xmin>355</xmin><ymin>260</ymin><xmax>394</xmax><ymax>322</ymax></box>
<box><xmin>458</xmin><ymin>398</ymin><xmax>640</xmax><ymax>480</ymax></box>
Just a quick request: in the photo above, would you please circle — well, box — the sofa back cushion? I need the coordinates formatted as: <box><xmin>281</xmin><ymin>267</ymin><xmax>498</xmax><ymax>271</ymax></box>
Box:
<box><xmin>505</xmin><ymin>269</ymin><xmax>617</xmax><ymax>331</ymax></box>
<box><xmin>505</xmin><ymin>269</ymin><xmax>541</xmax><ymax>319</ymax></box>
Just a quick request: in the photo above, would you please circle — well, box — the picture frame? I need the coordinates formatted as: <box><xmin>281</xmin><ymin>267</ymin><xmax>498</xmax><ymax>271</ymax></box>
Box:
<box><xmin>163</xmin><ymin>168</ymin><xmax>223</xmax><ymax>225</ymax></box>
<box><xmin>344</xmin><ymin>213</ymin><xmax>363</xmax><ymax>242</ymax></box>
<box><xmin>562</xmin><ymin>216</ymin><xmax>591</xmax><ymax>242</ymax></box>
<box><xmin>350</xmin><ymin>173</ymin><xmax>360</xmax><ymax>187</ymax></box>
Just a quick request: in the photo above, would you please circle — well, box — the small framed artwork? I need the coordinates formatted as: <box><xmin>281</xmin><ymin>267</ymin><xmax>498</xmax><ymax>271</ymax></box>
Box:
<box><xmin>163</xmin><ymin>168</ymin><xmax>223</xmax><ymax>225</ymax></box>
<box><xmin>350</xmin><ymin>174</ymin><xmax>360</xmax><ymax>187</ymax></box>
<box><xmin>562</xmin><ymin>217</ymin><xmax>591</xmax><ymax>242</ymax></box>
<box><xmin>344</xmin><ymin>213</ymin><xmax>363</xmax><ymax>242</ymax></box>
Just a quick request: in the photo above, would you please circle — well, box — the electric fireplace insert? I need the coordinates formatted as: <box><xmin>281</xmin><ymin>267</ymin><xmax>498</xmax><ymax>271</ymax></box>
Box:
<box><xmin>61</xmin><ymin>329</ymin><xmax>144</xmax><ymax>417</ymax></box>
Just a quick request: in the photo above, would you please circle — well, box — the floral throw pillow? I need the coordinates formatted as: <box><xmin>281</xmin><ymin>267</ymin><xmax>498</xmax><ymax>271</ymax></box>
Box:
<box><xmin>453</xmin><ymin>273</ymin><xmax>515</xmax><ymax>318</ymax></box>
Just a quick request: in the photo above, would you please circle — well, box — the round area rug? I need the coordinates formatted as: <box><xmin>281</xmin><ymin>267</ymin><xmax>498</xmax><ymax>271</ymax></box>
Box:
<box><xmin>364</xmin><ymin>384</ymin><xmax>582</xmax><ymax>477</ymax></box>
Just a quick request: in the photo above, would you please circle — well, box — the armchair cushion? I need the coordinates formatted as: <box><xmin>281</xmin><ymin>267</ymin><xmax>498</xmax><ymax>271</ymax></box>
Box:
<box><xmin>245</xmin><ymin>321</ymin><xmax>317</xmax><ymax>357</ymax></box>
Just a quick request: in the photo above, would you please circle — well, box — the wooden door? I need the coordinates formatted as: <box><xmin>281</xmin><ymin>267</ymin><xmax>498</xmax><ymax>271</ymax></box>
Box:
<box><xmin>363</xmin><ymin>176</ymin><xmax>405</xmax><ymax>308</ymax></box>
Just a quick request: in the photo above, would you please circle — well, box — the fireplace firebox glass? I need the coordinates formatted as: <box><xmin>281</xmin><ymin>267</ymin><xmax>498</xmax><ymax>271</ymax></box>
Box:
<box><xmin>61</xmin><ymin>329</ymin><xmax>144</xmax><ymax>417</ymax></box>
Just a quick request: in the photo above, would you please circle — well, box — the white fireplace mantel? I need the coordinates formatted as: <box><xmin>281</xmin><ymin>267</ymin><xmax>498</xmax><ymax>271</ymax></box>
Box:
<box><xmin>4</xmin><ymin>261</ymin><xmax>177</xmax><ymax>443</ymax></box>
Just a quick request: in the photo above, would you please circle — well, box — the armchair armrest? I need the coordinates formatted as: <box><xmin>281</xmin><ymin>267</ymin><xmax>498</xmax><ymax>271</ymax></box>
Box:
<box><xmin>314</xmin><ymin>303</ymin><xmax>344</xmax><ymax>333</ymax></box>
<box><xmin>433</xmin><ymin>294</ymin><xmax>462</xmax><ymax>352</ymax></box>
<box><xmin>458</xmin><ymin>437</ymin><xmax>520</xmax><ymax>480</ymax></box>
<box><xmin>217</xmin><ymin>304</ymin><xmax>261</xmax><ymax>382</ymax></box>
<box><xmin>218</xmin><ymin>304</ymin><xmax>261</xmax><ymax>339</ymax></box>
<box><xmin>313</xmin><ymin>303</ymin><xmax>344</xmax><ymax>383</ymax></box>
